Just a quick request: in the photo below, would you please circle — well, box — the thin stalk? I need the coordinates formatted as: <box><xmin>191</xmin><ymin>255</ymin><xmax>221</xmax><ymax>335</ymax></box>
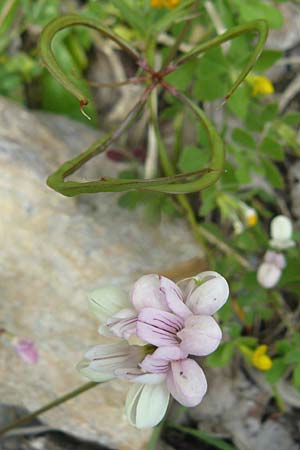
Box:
<box><xmin>160</xmin><ymin>1</ymin><xmax>196</xmax><ymax>71</ymax></box>
<box><xmin>0</xmin><ymin>382</ymin><xmax>98</xmax><ymax>437</ymax></box>
<box><xmin>145</xmin><ymin>420</ymin><xmax>165</xmax><ymax>450</ymax></box>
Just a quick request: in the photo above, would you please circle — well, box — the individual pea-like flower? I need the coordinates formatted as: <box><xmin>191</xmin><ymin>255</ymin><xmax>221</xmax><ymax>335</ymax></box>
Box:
<box><xmin>151</xmin><ymin>0</ymin><xmax>180</xmax><ymax>8</ymax></box>
<box><xmin>78</xmin><ymin>271</ymin><xmax>229</xmax><ymax>428</ymax></box>
<box><xmin>248</xmin><ymin>75</ymin><xmax>274</xmax><ymax>96</ymax></box>
<box><xmin>252</xmin><ymin>345</ymin><xmax>272</xmax><ymax>371</ymax></box>
<box><xmin>269</xmin><ymin>215</ymin><xmax>295</xmax><ymax>250</ymax></box>
<box><xmin>257</xmin><ymin>250</ymin><xmax>286</xmax><ymax>289</ymax></box>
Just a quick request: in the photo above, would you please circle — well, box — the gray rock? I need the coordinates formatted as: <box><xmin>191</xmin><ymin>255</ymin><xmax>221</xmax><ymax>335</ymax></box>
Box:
<box><xmin>0</xmin><ymin>97</ymin><xmax>201</xmax><ymax>449</ymax></box>
<box><xmin>267</xmin><ymin>3</ymin><xmax>300</xmax><ymax>51</ymax></box>
<box><xmin>190</xmin><ymin>367</ymin><xmax>299</xmax><ymax>450</ymax></box>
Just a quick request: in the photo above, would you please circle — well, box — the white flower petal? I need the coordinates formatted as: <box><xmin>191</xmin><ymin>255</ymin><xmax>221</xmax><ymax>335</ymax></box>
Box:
<box><xmin>131</xmin><ymin>274</ymin><xmax>169</xmax><ymax>312</ymax></box>
<box><xmin>186</xmin><ymin>274</ymin><xmax>229</xmax><ymax>316</ymax></box>
<box><xmin>125</xmin><ymin>383</ymin><xmax>170</xmax><ymax>429</ymax></box>
<box><xmin>77</xmin><ymin>359</ymin><xmax>115</xmax><ymax>382</ymax></box>
<box><xmin>84</xmin><ymin>341</ymin><xmax>130</xmax><ymax>360</ymax></box>
<box><xmin>270</xmin><ymin>215</ymin><xmax>293</xmax><ymax>241</ymax></box>
<box><xmin>88</xmin><ymin>286</ymin><xmax>130</xmax><ymax>324</ymax></box>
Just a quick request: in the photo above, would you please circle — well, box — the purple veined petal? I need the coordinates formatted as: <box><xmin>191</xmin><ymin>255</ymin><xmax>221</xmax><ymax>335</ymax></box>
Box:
<box><xmin>140</xmin><ymin>355</ymin><xmax>170</xmax><ymax>374</ymax></box>
<box><xmin>160</xmin><ymin>276</ymin><xmax>191</xmax><ymax>319</ymax></box>
<box><xmin>131</xmin><ymin>274</ymin><xmax>169</xmax><ymax>312</ymax></box>
<box><xmin>137</xmin><ymin>307</ymin><xmax>183</xmax><ymax>347</ymax></box>
<box><xmin>88</xmin><ymin>286</ymin><xmax>130</xmax><ymax>324</ymax></box>
<box><xmin>186</xmin><ymin>273</ymin><xmax>229</xmax><ymax>316</ymax></box>
<box><xmin>257</xmin><ymin>262</ymin><xmax>282</xmax><ymax>289</ymax></box>
<box><xmin>105</xmin><ymin>308</ymin><xmax>137</xmax><ymax>339</ymax></box>
<box><xmin>125</xmin><ymin>382</ymin><xmax>170</xmax><ymax>429</ymax></box>
<box><xmin>178</xmin><ymin>315</ymin><xmax>222</xmax><ymax>356</ymax></box>
<box><xmin>167</xmin><ymin>359</ymin><xmax>207</xmax><ymax>407</ymax></box>
<box><xmin>115</xmin><ymin>367</ymin><xmax>167</xmax><ymax>384</ymax></box>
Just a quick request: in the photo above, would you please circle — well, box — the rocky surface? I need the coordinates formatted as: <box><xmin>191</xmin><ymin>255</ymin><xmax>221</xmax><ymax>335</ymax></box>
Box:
<box><xmin>0</xmin><ymin>97</ymin><xmax>201</xmax><ymax>450</ymax></box>
<box><xmin>190</xmin><ymin>367</ymin><xmax>300</xmax><ymax>450</ymax></box>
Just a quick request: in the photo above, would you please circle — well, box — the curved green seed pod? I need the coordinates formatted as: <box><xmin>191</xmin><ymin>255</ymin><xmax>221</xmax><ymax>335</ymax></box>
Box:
<box><xmin>39</xmin><ymin>15</ymin><xmax>141</xmax><ymax>105</ymax></box>
<box><xmin>176</xmin><ymin>19</ymin><xmax>269</xmax><ymax>102</ymax></box>
<box><xmin>39</xmin><ymin>15</ymin><xmax>268</xmax><ymax>197</ymax></box>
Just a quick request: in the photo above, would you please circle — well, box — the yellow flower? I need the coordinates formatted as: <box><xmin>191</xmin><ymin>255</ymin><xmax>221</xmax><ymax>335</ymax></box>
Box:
<box><xmin>244</xmin><ymin>207</ymin><xmax>258</xmax><ymax>227</ymax></box>
<box><xmin>252</xmin><ymin>345</ymin><xmax>272</xmax><ymax>371</ymax></box>
<box><xmin>248</xmin><ymin>75</ymin><xmax>274</xmax><ymax>96</ymax></box>
<box><xmin>151</xmin><ymin>0</ymin><xmax>180</xmax><ymax>8</ymax></box>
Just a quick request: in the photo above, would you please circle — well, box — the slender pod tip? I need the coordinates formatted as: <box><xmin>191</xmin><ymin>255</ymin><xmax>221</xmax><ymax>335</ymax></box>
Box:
<box><xmin>80</xmin><ymin>99</ymin><xmax>91</xmax><ymax>120</ymax></box>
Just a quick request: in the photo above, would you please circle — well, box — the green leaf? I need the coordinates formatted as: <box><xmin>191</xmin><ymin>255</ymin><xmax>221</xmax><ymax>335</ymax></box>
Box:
<box><xmin>118</xmin><ymin>191</ymin><xmax>143</xmax><ymax>210</ymax></box>
<box><xmin>170</xmin><ymin>425</ymin><xmax>236</xmax><ymax>450</ymax></box>
<box><xmin>233</xmin><ymin>0</ymin><xmax>284</xmax><ymax>28</ymax></box>
<box><xmin>259</xmin><ymin>136</ymin><xmax>284</xmax><ymax>161</ymax></box>
<box><xmin>261</xmin><ymin>158</ymin><xmax>284</xmax><ymax>189</ymax></box>
<box><xmin>227</xmin><ymin>84</ymin><xmax>250</xmax><ymax>120</ymax></box>
<box><xmin>110</xmin><ymin>0</ymin><xmax>145</xmax><ymax>34</ymax></box>
<box><xmin>206</xmin><ymin>342</ymin><xmax>236</xmax><ymax>367</ymax></box>
<box><xmin>177</xmin><ymin>146</ymin><xmax>210</xmax><ymax>172</ymax></box>
<box><xmin>254</xmin><ymin>50</ymin><xmax>283</xmax><ymax>72</ymax></box>
<box><xmin>293</xmin><ymin>363</ymin><xmax>300</xmax><ymax>389</ymax></box>
<box><xmin>194</xmin><ymin>48</ymin><xmax>230</xmax><ymax>101</ymax></box>
<box><xmin>265</xmin><ymin>359</ymin><xmax>287</xmax><ymax>384</ymax></box>
<box><xmin>283</xmin><ymin>349</ymin><xmax>300</xmax><ymax>365</ymax></box>
<box><xmin>165</xmin><ymin>60</ymin><xmax>197</xmax><ymax>91</ymax></box>
<box><xmin>232</xmin><ymin>128</ymin><xmax>256</xmax><ymax>149</ymax></box>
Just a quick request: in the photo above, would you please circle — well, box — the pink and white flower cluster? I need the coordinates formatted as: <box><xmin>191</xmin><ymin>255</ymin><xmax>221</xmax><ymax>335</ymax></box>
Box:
<box><xmin>78</xmin><ymin>271</ymin><xmax>229</xmax><ymax>428</ymax></box>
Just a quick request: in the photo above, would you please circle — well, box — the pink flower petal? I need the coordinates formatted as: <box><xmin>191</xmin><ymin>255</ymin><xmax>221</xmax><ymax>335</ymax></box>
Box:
<box><xmin>167</xmin><ymin>359</ymin><xmax>207</xmax><ymax>407</ymax></box>
<box><xmin>186</xmin><ymin>273</ymin><xmax>229</xmax><ymax>316</ymax></box>
<box><xmin>140</xmin><ymin>346</ymin><xmax>187</xmax><ymax>373</ymax></box>
<box><xmin>257</xmin><ymin>262</ymin><xmax>282</xmax><ymax>289</ymax></box>
<box><xmin>137</xmin><ymin>307</ymin><xmax>183</xmax><ymax>347</ymax></box>
<box><xmin>160</xmin><ymin>276</ymin><xmax>191</xmax><ymax>319</ymax></box>
<box><xmin>131</xmin><ymin>274</ymin><xmax>169</xmax><ymax>312</ymax></box>
<box><xmin>150</xmin><ymin>345</ymin><xmax>188</xmax><ymax>361</ymax></box>
<box><xmin>14</xmin><ymin>339</ymin><xmax>39</xmax><ymax>364</ymax></box>
<box><xmin>178</xmin><ymin>315</ymin><xmax>222</xmax><ymax>356</ymax></box>
<box><xmin>140</xmin><ymin>355</ymin><xmax>170</xmax><ymax>374</ymax></box>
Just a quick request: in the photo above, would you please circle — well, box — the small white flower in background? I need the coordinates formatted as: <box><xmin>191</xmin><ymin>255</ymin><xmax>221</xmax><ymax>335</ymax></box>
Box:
<box><xmin>242</xmin><ymin>205</ymin><xmax>257</xmax><ymax>228</ymax></box>
<box><xmin>78</xmin><ymin>271</ymin><xmax>229</xmax><ymax>428</ymax></box>
<box><xmin>269</xmin><ymin>215</ymin><xmax>295</xmax><ymax>250</ymax></box>
<box><xmin>257</xmin><ymin>251</ymin><xmax>286</xmax><ymax>289</ymax></box>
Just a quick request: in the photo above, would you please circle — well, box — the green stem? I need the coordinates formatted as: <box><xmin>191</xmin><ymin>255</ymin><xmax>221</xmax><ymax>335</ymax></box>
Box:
<box><xmin>0</xmin><ymin>382</ymin><xmax>98</xmax><ymax>436</ymax></box>
<box><xmin>145</xmin><ymin>420</ymin><xmax>165</xmax><ymax>450</ymax></box>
